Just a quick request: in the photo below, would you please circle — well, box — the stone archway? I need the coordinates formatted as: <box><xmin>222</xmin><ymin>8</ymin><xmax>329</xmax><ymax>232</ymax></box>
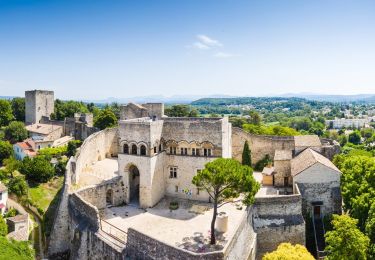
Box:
<box><xmin>128</xmin><ymin>165</ymin><xmax>140</xmax><ymax>203</ymax></box>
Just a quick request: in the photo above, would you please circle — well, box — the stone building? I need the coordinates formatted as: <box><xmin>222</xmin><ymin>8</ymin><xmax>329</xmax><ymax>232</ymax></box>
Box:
<box><xmin>118</xmin><ymin>103</ymin><xmax>231</xmax><ymax>208</ymax></box>
<box><xmin>25</xmin><ymin>90</ymin><xmax>54</xmax><ymax>125</ymax></box>
<box><xmin>292</xmin><ymin>148</ymin><xmax>342</xmax><ymax>216</ymax></box>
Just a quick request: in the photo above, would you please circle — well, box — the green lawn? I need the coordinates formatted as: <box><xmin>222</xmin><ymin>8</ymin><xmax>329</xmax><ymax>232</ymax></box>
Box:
<box><xmin>29</xmin><ymin>176</ymin><xmax>64</xmax><ymax>212</ymax></box>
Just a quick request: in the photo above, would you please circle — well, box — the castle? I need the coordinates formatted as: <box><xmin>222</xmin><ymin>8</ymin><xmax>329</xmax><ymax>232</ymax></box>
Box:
<box><xmin>45</xmin><ymin>96</ymin><xmax>341</xmax><ymax>259</ymax></box>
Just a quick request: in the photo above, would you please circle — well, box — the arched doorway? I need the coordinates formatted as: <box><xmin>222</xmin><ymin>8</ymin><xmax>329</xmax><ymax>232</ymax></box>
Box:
<box><xmin>106</xmin><ymin>189</ymin><xmax>113</xmax><ymax>206</ymax></box>
<box><xmin>128</xmin><ymin>165</ymin><xmax>140</xmax><ymax>203</ymax></box>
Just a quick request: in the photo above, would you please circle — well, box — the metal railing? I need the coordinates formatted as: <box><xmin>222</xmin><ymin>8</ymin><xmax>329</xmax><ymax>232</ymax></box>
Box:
<box><xmin>100</xmin><ymin>219</ymin><xmax>127</xmax><ymax>244</ymax></box>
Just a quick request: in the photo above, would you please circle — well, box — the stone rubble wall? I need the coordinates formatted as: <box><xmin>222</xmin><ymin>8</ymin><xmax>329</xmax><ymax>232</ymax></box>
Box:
<box><xmin>253</xmin><ymin>186</ymin><xmax>305</xmax><ymax>259</ymax></box>
<box><xmin>231</xmin><ymin>128</ymin><xmax>295</xmax><ymax>165</ymax></box>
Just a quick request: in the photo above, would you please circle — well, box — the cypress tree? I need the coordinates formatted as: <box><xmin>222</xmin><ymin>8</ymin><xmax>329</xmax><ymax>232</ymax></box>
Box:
<box><xmin>242</xmin><ymin>141</ymin><xmax>252</xmax><ymax>166</ymax></box>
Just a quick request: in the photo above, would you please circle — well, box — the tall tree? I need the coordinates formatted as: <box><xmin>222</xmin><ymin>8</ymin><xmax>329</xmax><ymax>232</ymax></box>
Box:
<box><xmin>0</xmin><ymin>100</ymin><xmax>14</xmax><ymax>127</ymax></box>
<box><xmin>263</xmin><ymin>243</ymin><xmax>314</xmax><ymax>260</ymax></box>
<box><xmin>192</xmin><ymin>158</ymin><xmax>259</xmax><ymax>244</ymax></box>
<box><xmin>242</xmin><ymin>141</ymin><xmax>251</xmax><ymax>166</ymax></box>
<box><xmin>4</xmin><ymin>121</ymin><xmax>28</xmax><ymax>143</ymax></box>
<box><xmin>0</xmin><ymin>141</ymin><xmax>13</xmax><ymax>165</ymax></box>
<box><xmin>11</xmin><ymin>97</ymin><xmax>25</xmax><ymax>122</ymax></box>
<box><xmin>325</xmin><ymin>214</ymin><xmax>369</xmax><ymax>260</ymax></box>
<box><xmin>20</xmin><ymin>156</ymin><xmax>55</xmax><ymax>183</ymax></box>
<box><xmin>348</xmin><ymin>131</ymin><xmax>361</xmax><ymax>145</ymax></box>
<box><xmin>94</xmin><ymin>109</ymin><xmax>118</xmax><ymax>130</ymax></box>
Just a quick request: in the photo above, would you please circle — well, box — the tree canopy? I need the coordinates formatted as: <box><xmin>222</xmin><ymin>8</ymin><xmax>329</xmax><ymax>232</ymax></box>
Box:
<box><xmin>192</xmin><ymin>158</ymin><xmax>259</xmax><ymax>244</ymax></box>
<box><xmin>11</xmin><ymin>97</ymin><xmax>25</xmax><ymax>122</ymax></box>
<box><xmin>20</xmin><ymin>156</ymin><xmax>55</xmax><ymax>183</ymax></box>
<box><xmin>4</xmin><ymin>121</ymin><xmax>28</xmax><ymax>144</ymax></box>
<box><xmin>263</xmin><ymin>243</ymin><xmax>314</xmax><ymax>260</ymax></box>
<box><xmin>51</xmin><ymin>99</ymin><xmax>89</xmax><ymax>120</ymax></box>
<box><xmin>165</xmin><ymin>105</ymin><xmax>199</xmax><ymax>117</ymax></box>
<box><xmin>325</xmin><ymin>214</ymin><xmax>369</xmax><ymax>260</ymax></box>
<box><xmin>94</xmin><ymin>109</ymin><xmax>118</xmax><ymax>130</ymax></box>
<box><xmin>0</xmin><ymin>236</ymin><xmax>34</xmax><ymax>260</ymax></box>
<box><xmin>0</xmin><ymin>99</ymin><xmax>14</xmax><ymax>127</ymax></box>
<box><xmin>0</xmin><ymin>140</ymin><xmax>13</xmax><ymax>165</ymax></box>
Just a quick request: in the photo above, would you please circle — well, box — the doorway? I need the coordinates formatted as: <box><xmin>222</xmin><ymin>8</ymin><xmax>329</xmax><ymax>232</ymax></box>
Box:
<box><xmin>129</xmin><ymin>165</ymin><xmax>140</xmax><ymax>204</ymax></box>
<box><xmin>106</xmin><ymin>189</ymin><xmax>113</xmax><ymax>206</ymax></box>
<box><xmin>314</xmin><ymin>205</ymin><xmax>321</xmax><ymax>218</ymax></box>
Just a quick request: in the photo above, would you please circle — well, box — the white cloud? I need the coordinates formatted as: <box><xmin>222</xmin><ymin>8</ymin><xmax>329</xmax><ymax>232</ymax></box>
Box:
<box><xmin>192</xmin><ymin>42</ymin><xmax>210</xmax><ymax>50</ymax></box>
<box><xmin>196</xmin><ymin>34</ymin><xmax>223</xmax><ymax>47</ymax></box>
<box><xmin>214</xmin><ymin>52</ymin><xmax>237</xmax><ymax>58</ymax></box>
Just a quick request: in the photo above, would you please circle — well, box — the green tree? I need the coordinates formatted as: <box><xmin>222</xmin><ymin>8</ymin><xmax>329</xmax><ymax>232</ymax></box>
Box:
<box><xmin>348</xmin><ymin>131</ymin><xmax>361</xmax><ymax>145</ymax></box>
<box><xmin>165</xmin><ymin>105</ymin><xmax>199</xmax><ymax>117</ymax></box>
<box><xmin>8</xmin><ymin>176</ymin><xmax>29</xmax><ymax>198</ymax></box>
<box><xmin>365</xmin><ymin>202</ymin><xmax>375</xmax><ymax>258</ymax></box>
<box><xmin>51</xmin><ymin>99</ymin><xmax>89</xmax><ymax>120</ymax></box>
<box><xmin>248</xmin><ymin>110</ymin><xmax>261</xmax><ymax>125</ymax></box>
<box><xmin>263</xmin><ymin>243</ymin><xmax>314</xmax><ymax>260</ymax></box>
<box><xmin>94</xmin><ymin>109</ymin><xmax>118</xmax><ymax>130</ymax></box>
<box><xmin>20</xmin><ymin>156</ymin><xmax>55</xmax><ymax>183</ymax></box>
<box><xmin>0</xmin><ymin>99</ymin><xmax>13</xmax><ymax>127</ymax></box>
<box><xmin>66</xmin><ymin>140</ymin><xmax>82</xmax><ymax>157</ymax></box>
<box><xmin>0</xmin><ymin>140</ymin><xmax>13</xmax><ymax>165</ymax></box>
<box><xmin>11</xmin><ymin>97</ymin><xmax>25</xmax><ymax>122</ymax></box>
<box><xmin>3</xmin><ymin>157</ymin><xmax>21</xmax><ymax>177</ymax></box>
<box><xmin>325</xmin><ymin>214</ymin><xmax>369</xmax><ymax>260</ymax></box>
<box><xmin>0</xmin><ymin>236</ymin><xmax>34</xmax><ymax>259</ymax></box>
<box><xmin>0</xmin><ymin>214</ymin><xmax>7</xmax><ymax>236</ymax></box>
<box><xmin>242</xmin><ymin>141</ymin><xmax>251</xmax><ymax>166</ymax></box>
<box><xmin>192</xmin><ymin>158</ymin><xmax>259</xmax><ymax>244</ymax></box>
<box><xmin>4</xmin><ymin>121</ymin><xmax>28</xmax><ymax>143</ymax></box>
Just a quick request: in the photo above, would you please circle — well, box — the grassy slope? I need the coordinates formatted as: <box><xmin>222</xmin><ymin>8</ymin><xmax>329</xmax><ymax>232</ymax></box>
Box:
<box><xmin>29</xmin><ymin>176</ymin><xmax>64</xmax><ymax>211</ymax></box>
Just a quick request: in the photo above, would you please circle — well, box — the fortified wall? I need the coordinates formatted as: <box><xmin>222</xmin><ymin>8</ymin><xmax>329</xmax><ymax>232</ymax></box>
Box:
<box><xmin>48</xmin><ymin>128</ymin><xmax>121</xmax><ymax>258</ymax></box>
<box><xmin>253</xmin><ymin>185</ymin><xmax>305</xmax><ymax>259</ymax></box>
<box><xmin>232</xmin><ymin>127</ymin><xmax>294</xmax><ymax>164</ymax></box>
<box><xmin>231</xmin><ymin>128</ymin><xmax>340</xmax><ymax>165</ymax></box>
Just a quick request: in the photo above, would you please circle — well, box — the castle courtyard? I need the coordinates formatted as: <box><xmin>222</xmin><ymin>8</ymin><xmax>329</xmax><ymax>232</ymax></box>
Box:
<box><xmin>99</xmin><ymin>197</ymin><xmax>246</xmax><ymax>253</ymax></box>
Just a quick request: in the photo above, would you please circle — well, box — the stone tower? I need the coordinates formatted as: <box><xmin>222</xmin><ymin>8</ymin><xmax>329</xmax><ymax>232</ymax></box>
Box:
<box><xmin>25</xmin><ymin>90</ymin><xmax>54</xmax><ymax>125</ymax></box>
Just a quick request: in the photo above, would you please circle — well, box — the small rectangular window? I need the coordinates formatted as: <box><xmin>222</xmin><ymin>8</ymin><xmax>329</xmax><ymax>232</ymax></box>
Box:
<box><xmin>192</xmin><ymin>148</ymin><xmax>196</xmax><ymax>156</ymax></box>
<box><xmin>204</xmin><ymin>148</ymin><xmax>207</xmax><ymax>156</ymax></box>
<box><xmin>208</xmin><ymin>149</ymin><xmax>212</xmax><ymax>156</ymax></box>
<box><xmin>170</xmin><ymin>147</ymin><xmax>173</xmax><ymax>154</ymax></box>
<box><xmin>169</xmin><ymin>167</ymin><xmax>177</xmax><ymax>178</ymax></box>
<box><xmin>196</xmin><ymin>149</ymin><xmax>200</xmax><ymax>156</ymax></box>
<box><xmin>180</xmin><ymin>148</ymin><xmax>184</xmax><ymax>155</ymax></box>
<box><xmin>154</xmin><ymin>147</ymin><xmax>157</xmax><ymax>153</ymax></box>
<box><xmin>184</xmin><ymin>148</ymin><xmax>187</xmax><ymax>155</ymax></box>
<box><xmin>175</xmin><ymin>186</ymin><xmax>179</xmax><ymax>192</ymax></box>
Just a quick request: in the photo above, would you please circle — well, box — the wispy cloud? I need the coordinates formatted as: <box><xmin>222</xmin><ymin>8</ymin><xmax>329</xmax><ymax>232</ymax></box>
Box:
<box><xmin>214</xmin><ymin>52</ymin><xmax>238</xmax><ymax>58</ymax></box>
<box><xmin>192</xmin><ymin>42</ymin><xmax>210</xmax><ymax>50</ymax></box>
<box><xmin>196</xmin><ymin>34</ymin><xmax>223</xmax><ymax>47</ymax></box>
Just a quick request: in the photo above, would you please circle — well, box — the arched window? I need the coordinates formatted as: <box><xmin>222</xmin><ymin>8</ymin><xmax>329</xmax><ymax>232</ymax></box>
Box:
<box><xmin>123</xmin><ymin>144</ymin><xmax>129</xmax><ymax>154</ymax></box>
<box><xmin>131</xmin><ymin>144</ymin><xmax>137</xmax><ymax>155</ymax></box>
<box><xmin>140</xmin><ymin>145</ymin><xmax>146</xmax><ymax>156</ymax></box>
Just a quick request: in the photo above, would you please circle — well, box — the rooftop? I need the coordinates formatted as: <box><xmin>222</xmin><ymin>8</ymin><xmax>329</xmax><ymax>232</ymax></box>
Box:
<box><xmin>291</xmin><ymin>148</ymin><xmax>341</xmax><ymax>177</ymax></box>
<box><xmin>294</xmin><ymin>135</ymin><xmax>322</xmax><ymax>147</ymax></box>
<box><xmin>26</xmin><ymin>123</ymin><xmax>62</xmax><ymax>135</ymax></box>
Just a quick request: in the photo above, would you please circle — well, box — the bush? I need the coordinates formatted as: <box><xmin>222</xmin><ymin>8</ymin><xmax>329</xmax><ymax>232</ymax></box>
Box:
<box><xmin>0</xmin><ymin>214</ymin><xmax>7</xmax><ymax>236</ymax></box>
<box><xmin>4</xmin><ymin>208</ymin><xmax>18</xmax><ymax>218</ymax></box>
<box><xmin>67</xmin><ymin>140</ymin><xmax>82</xmax><ymax>157</ymax></box>
<box><xmin>254</xmin><ymin>154</ymin><xmax>272</xmax><ymax>171</ymax></box>
<box><xmin>0</xmin><ymin>236</ymin><xmax>34</xmax><ymax>259</ymax></box>
<box><xmin>38</xmin><ymin>146</ymin><xmax>68</xmax><ymax>158</ymax></box>
<box><xmin>169</xmin><ymin>201</ymin><xmax>179</xmax><ymax>210</ymax></box>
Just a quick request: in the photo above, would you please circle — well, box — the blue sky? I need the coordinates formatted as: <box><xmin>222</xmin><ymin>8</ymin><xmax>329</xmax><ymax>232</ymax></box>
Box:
<box><xmin>0</xmin><ymin>0</ymin><xmax>374</xmax><ymax>100</ymax></box>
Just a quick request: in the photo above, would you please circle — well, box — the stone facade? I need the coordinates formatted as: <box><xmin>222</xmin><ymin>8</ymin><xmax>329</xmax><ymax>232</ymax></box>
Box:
<box><xmin>253</xmin><ymin>186</ymin><xmax>305</xmax><ymax>259</ymax></box>
<box><xmin>25</xmin><ymin>90</ymin><xmax>54</xmax><ymax>125</ymax></box>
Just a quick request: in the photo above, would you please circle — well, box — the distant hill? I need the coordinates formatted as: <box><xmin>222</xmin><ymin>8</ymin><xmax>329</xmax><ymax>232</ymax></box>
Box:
<box><xmin>281</xmin><ymin>93</ymin><xmax>375</xmax><ymax>103</ymax></box>
<box><xmin>0</xmin><ymin>96</ymin><xmax>15</xmax><ymax>100</ymax></box>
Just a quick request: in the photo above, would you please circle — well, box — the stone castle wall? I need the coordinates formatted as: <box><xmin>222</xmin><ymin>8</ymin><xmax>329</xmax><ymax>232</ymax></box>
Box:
<box><xmin>231</xmin><ymin>128</ymin><xmax>295</xmax><ymax>165</ymax></box>
<box><xmin>253</xmin><ymin>186</ymin><xmax>305</xmax><ymax>259</ymax></box>
<box><xmin>73</xmin><ymin>127</ymin><xmax>119</xmax><ymax>184</ymax></box>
